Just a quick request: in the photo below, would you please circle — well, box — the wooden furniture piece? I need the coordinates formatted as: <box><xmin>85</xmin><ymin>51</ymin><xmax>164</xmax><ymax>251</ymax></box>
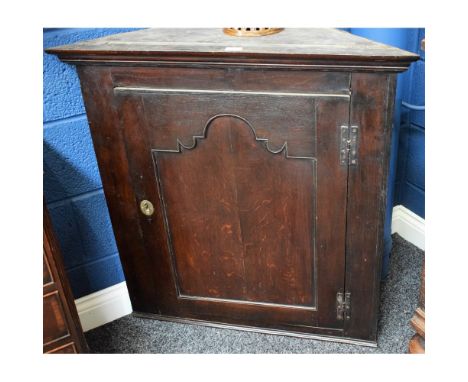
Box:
<box><xmin>409</xmin><ymin>259</ymin><xmax>425</xmax><ymax>353</ymax></box>
<box><xmin>47</xmin><ymin>28</ymin><xmax>418</xmax><ymax>346</ymax></box>
<box><xmin>43</xmin><ymin>204</ymin><xmax>88</xmax><ymax>353</ymax></box>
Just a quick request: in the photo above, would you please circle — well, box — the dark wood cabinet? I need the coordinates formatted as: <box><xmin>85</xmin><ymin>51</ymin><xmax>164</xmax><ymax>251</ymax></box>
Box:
<box><xmin>47</xmin><ymin>28</ymin><xmax>418</xmax><ymax>346</ymax></box>
<box><xmin>43</xmin><ymin>204</ymin><xmax>88</xmax><ymax>353</ymax></box>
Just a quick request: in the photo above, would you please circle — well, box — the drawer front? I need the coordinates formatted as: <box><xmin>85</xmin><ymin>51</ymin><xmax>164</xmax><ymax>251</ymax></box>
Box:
<box><xmin>43</xmin><ymin>291</ymin><xmax>70</xmax><ymax>345</ymax></box>
<box><xmin>47</xmin><ymin>342</ymin><xmax>77</xmax><ymax>354</ymax></box>
<box><xmin>43</xmin><ymin>205</ymin><xmax>89</xmax><ymax>353</ymax></box>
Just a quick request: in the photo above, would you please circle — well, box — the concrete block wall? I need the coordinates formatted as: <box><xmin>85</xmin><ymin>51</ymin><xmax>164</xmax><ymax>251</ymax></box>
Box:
<box><xmin>43</xmin><ymin>28</ymin><xmax>141</xmax><ymax>298</ymax></box>
<box><xmin>395</xmin><ymin>28</ymin><xmax>425</xmax><ymax>218</ymax></box>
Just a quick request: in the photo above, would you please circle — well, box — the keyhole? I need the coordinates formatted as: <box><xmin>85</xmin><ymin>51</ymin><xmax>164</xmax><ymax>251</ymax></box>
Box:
<box><xmin>139</xmin><ymin>200</ymin><xmax>154</xmax><ymax>216</ymax></box>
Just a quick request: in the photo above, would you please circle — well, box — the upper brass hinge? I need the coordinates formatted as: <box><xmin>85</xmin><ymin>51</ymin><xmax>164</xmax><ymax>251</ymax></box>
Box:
<box><xmin>337</xmin><ymin>292</ymin><xmax>351</xmax><ymax>320</ymax></box>
<box><xmin>340</xmin><ymin>125</ymin><xmax>359</xmax><ymax>166</ymax></box>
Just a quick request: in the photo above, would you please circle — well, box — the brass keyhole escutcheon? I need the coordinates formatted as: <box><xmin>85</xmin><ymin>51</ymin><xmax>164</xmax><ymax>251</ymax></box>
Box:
<box><xmin>140</xmin><ymin>200</ymin><xmax>154</xmax><ymax>216</ymax></box>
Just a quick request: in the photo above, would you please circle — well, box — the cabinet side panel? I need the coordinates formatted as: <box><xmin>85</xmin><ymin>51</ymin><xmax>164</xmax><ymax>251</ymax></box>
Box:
<box><xmin>345</xmin><ymin>73</ymin><xmax>396</xmax><ymax>341</ymax></box>
<box><xmin>76</xmin><ymin>66</ymin><xmax>159</xmax><ymax>313</ymax></box>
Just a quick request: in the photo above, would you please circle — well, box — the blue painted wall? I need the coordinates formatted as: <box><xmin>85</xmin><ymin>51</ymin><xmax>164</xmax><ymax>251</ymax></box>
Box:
<box><xmin>44</xmin><ymin>28</ymin><xmax>425</xmax><ymax>298</ymax></box>
<box><xmin>394</xmin><ymin>29</ymin><xmax>425</xmax><ymax>219</ymax></box>
<box><xmin>43</xmin><ymin>28</ymin><xmax>141</xmax><ymax>298</ymax></box>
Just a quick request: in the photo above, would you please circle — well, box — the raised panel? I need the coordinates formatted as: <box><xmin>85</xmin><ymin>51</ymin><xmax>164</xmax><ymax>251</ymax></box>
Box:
<box><xmin>154</xmin><ymin>115</ymin><xmax>317</xmax><ymax>308</ymax></box>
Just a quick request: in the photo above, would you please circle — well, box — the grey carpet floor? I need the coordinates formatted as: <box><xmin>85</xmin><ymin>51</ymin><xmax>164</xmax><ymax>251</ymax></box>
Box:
<box><xmin>85</xmin><ymin>234</ymin><xmax>424</xmax><ymax>353</ymax></box>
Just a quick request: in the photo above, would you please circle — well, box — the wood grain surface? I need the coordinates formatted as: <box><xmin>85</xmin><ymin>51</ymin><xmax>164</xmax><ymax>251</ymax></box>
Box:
<box><xmin>50</xmin><ymin>28</ymin><xmax>418</xmax><ymax>343</ymax></box>
<box><xmin>46</xmin><ymin>29</ymin><xmax>418</xmax><ymax>72</ymax></box>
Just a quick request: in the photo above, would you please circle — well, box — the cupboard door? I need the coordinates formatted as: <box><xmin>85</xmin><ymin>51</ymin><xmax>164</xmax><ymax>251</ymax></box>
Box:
<box><xmin>114</xmin><ymin>81</ymin><xmax>350</xmax><ymax>333</ymax></box>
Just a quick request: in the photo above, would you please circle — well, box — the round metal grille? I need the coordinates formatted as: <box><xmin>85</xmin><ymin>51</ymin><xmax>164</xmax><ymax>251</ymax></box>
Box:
<box><xmin>223</xmin><ymin>28</ymin><xmax>284</xmax><ymax>37</ymax></box>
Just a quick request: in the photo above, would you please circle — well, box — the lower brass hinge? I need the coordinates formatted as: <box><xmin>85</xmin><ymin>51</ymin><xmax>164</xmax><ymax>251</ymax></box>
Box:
<box><xmin>337</xmin><ymin>292</ymin><xmax>351</xmax><ymax>320</ymax></box>
<box><xmin>340</xmin><ymin>125</ymin><xmax>359</xmax><ymax>166</ymax></box>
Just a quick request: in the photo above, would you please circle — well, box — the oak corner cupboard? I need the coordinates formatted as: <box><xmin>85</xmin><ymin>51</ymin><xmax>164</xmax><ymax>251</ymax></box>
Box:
<box><xmin>47</xmin><ymin>28</ymin><xmax>418</xmax><ymax>346</ymax></box>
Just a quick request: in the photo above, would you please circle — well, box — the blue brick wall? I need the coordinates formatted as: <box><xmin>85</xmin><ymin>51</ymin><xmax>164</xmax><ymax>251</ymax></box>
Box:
<box><xmin>43</xmin><ymin>28</ymin><xmax>141</xmax><ymax>298</ymax></box>
<box><xmin>395</xmin><ymin>28</ymin><xmax>425</xmax><ymax>218</ymax></box>
<box><xmin>44</xmin><ymin>28</ymin><xmax>425</xmax><ymax>298</ymax></box>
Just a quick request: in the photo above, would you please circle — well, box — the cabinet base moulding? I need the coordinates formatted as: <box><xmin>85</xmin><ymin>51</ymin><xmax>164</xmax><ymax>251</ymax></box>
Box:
<box><xmin>132</xmin><ymin>311</ymin><xmax>377</xmax><ymax>347</ymax></box>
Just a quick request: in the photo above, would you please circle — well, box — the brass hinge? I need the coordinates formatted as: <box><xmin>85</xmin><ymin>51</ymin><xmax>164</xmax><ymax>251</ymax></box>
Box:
<box><xmin>336</xmin><ymin>292</ymin><xmax>351</xmax><ymax>320</ymax></box>
<box><xmin>340</xmin><ymin>125</ymin><xmax>359</xmax><ymax>166</ymax></box>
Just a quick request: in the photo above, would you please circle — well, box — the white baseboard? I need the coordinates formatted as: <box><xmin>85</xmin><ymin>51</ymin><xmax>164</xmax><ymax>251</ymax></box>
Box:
<box><xmin>75</xmin><ymin>281</ymin><xmax>132</xmax><ymax>332</ymax></box>
<box><xmin>74</xmin><ymin>205</ymin><xmax>425</xmax><ymax>332</ymax></box>
<box><xmin>391</xmin><ymin>205</ymin><xmax>425</xmax><ymax>251</ymax></box>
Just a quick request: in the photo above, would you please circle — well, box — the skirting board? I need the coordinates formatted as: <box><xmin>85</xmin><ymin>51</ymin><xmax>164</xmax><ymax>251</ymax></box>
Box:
<box><xmin>75</xmin><ymin>205</ymin><xmax>425</xmax><ymax>332</ymax></box>
<box><xmin>75</xmin><ymin>282</ymin><xmax>132</xmax><ymax>332</ymax></box>
<box><xmin>391</xmin><ymin>205</ymin><xmax>425</xmax><ymax>251</ymax></box>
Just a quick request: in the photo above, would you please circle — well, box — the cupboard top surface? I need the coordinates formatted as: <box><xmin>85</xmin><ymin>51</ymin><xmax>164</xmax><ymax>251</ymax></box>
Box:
<box><xmin>47</xmin><ymin>28</ymin><xmax>418</xmax><ymax>68</ymax></box>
